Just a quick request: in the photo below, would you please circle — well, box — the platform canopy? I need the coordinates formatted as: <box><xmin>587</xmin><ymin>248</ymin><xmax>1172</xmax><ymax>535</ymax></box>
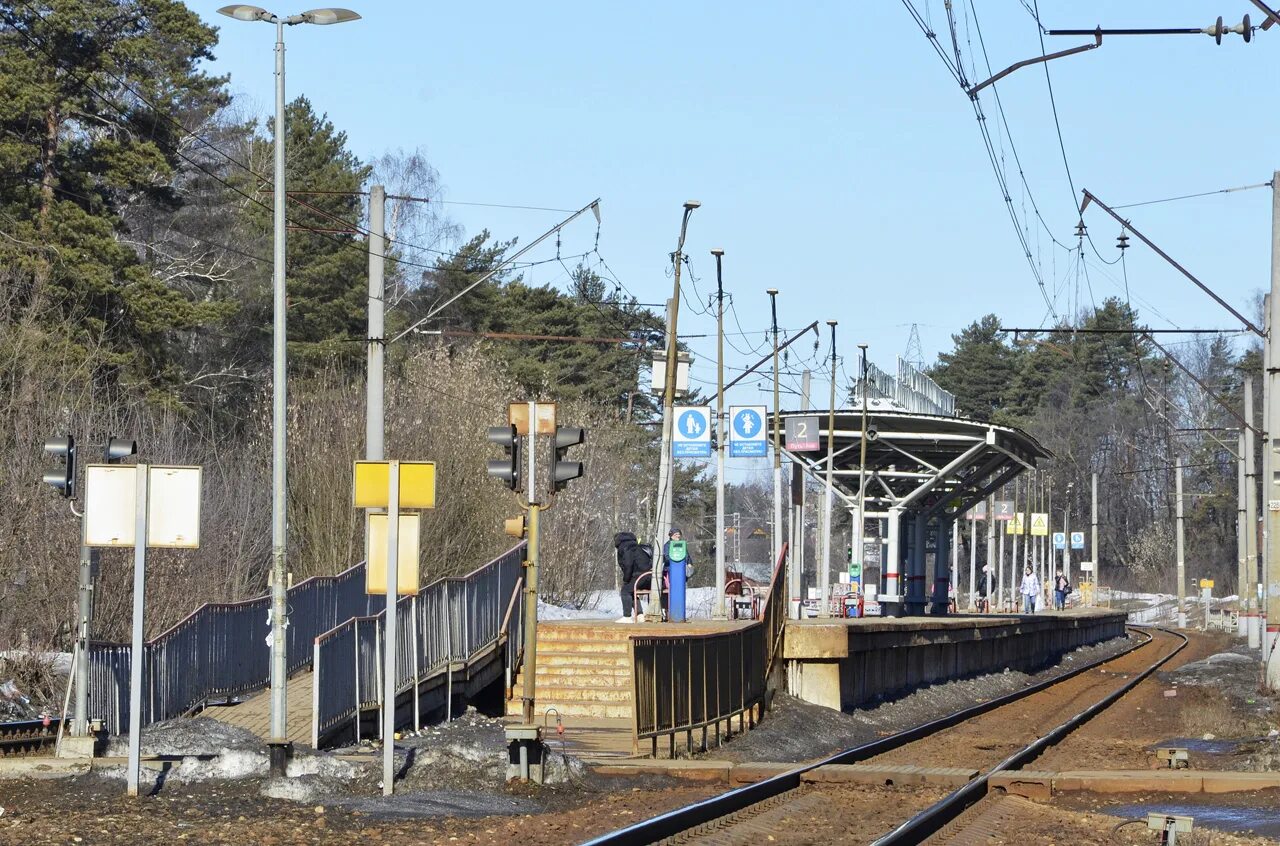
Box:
<box><xmin>773</xmin><ymin>409</ymin><xmax>1051</xmax><ymax>519</ymax></box>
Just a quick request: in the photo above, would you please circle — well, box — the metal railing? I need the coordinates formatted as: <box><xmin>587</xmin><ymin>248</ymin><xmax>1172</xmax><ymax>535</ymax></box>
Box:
<box><xmin>631</xmin><ymin>543</ymin><xmax>788</xmax><ymax>757</ymax></box>
<box><xmin>311</xmin><ymin>543</ymin><xmax>525</xmax><ymax>747</ymax></box>
<box><xmin>88</xmin><ymin>563</ymin><xmax>370</xmax><ymax>734</ymax></box>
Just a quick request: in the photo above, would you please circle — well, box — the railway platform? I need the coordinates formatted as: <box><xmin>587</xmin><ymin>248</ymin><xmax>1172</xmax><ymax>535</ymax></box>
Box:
<box><xmin>783</xmin><ymin>608</ymin><xmax>1127</xmax><ymax>712</ymax></box>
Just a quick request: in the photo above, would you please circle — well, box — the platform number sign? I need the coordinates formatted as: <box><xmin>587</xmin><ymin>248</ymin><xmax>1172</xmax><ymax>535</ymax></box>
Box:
<box><xmin>729</xmin><ymin>406</ymin><xmax>768</xmax><ymax>457</ymax></box>
<box><xmin>993</xmin><ymin>500</ymin><xmax>1014</xmax><ymax>521</ymax></box>
<box><xmin>673</xmin><ymin>406</ymin><xmax>712</xmax><ymax>458</ymax></box>
<box><xmin>784</xmin><ymin>415</ymin><xmax>821</xmax><ymax>451</ymax></box>
<box><xmin>1052</xmin><ymin>532</ymin><xmax>1066</xmax><ymax>550</ymax></box>
<box><xmin>1070</xmin><ymin>531</ymin><xmax>1085</xmax><ymax>550</ymax></box>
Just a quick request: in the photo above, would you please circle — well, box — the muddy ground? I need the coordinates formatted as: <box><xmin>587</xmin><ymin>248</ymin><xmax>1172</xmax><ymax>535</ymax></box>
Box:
<box><xmin>709</xmin><ymin>633</ymin><xmax>1138</xmax><ymax>763</ymax></box>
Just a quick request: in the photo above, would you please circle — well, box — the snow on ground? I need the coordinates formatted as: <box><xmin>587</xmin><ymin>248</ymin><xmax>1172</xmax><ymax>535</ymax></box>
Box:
<box><xmin>539</xmin><ymin>587</ymin><xmax>720</xmax><ymax>621</ymax></box>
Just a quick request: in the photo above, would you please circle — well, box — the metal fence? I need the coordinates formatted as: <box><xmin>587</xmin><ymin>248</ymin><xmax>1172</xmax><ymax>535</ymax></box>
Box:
<box><xmin>311</xmin><ymin>543</ymin><xmax>525</xmax><ymax>747</ymax></box>
<box><xmin>631</xmin><ymin>543</ymin><xmax>788</xmax><ymax>757</ymax></box>
<box><xmin>853</xmin><ymin>358</ymin><xmax>957</xmax><ymax>417</ymax></box>
<box><xmin>88</xmin><ymin>563</ymin><xmax>371</xmax><ymax>734</ymax></box>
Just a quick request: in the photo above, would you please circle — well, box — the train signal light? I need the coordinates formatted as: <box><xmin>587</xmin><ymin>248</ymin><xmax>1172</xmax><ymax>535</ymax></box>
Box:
<box><xmin>43</xmin><ymin>435</ymin><xmax>76</xmax><ymax>498</ymax></box>
<box><xmin>550</xmin><ymin>426</ymin><xmax>585</xmax><ymax>494</ymax></box>
<box><xmin>503</xmin><ymin>514</ymin><xmax>527</xmax><ymax>539</ymax></box>
<box><xmin>104</xmin><ymin>438</ymin><xmax>137</xmax><ymax>464</ymax></box>
<box><xmin>486</xmin><ymin>425</ymin><xmax>521</xmax><ymax>491</ymax></box>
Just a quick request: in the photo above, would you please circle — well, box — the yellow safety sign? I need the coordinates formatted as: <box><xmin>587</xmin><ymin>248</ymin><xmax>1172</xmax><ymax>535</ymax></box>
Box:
<box><xmin>1005</xmin><ymin>513</ymin><xmax>1025</xmax><ymax>534</ymax></box>
<box><xmin>1030</xmin><ymin>512</ymin><xmax>1049</xmax><ymax>537</ymax></box>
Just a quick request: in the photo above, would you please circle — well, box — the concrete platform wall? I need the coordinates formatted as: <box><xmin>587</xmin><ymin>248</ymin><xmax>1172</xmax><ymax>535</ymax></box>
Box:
<box><xmin>784</xmin><ymin>612</ymin><xmax>1128</xmax><ymax>712</ymax></box>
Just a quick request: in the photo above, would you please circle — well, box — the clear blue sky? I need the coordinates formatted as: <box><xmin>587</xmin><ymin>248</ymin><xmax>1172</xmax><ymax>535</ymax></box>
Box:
<box><xmin>195</xmin><ymin>1</ymin><xmax>1276</xmax><ymax>424</ymax></box>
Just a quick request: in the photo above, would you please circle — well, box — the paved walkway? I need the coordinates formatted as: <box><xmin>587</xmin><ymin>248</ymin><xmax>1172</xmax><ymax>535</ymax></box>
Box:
<box><xmin>204</xmin><ymin>672</ymin><xmax>314</xmax><ymax>747</ymax></box>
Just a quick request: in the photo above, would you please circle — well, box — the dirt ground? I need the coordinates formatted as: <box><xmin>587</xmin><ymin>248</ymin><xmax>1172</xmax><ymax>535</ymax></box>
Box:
<box><xmin>712</xmin><ymin>634</ymin><xmax>1137</xmax><ymax>764</ymax></box>
<box><xmin>1035</xmin><ymin>632</ymin><xmax>1280</xmax><ymax>773</ymax></box>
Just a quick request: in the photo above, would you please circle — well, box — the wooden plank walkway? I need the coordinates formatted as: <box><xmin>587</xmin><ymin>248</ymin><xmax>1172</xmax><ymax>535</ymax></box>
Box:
<box><xmin>203</xmin><ymin>671</ymin><xmax>314</xmax><ymax>747</ymax></box>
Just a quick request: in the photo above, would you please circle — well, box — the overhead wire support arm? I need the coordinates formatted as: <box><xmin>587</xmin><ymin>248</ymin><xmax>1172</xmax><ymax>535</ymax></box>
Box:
<box><xmin>720</xmin><ymin>321</ymin><xmax>821</xmax><ymax>400</ymax></box>
<box><xmin>966</xmin><ymin>30</ymin><xmax>1101</xmax><ymax>99</ymax></box>
<box><xmin>1079</xmin><ymin>189</ymin><xmax>1265</xmax><ymax>337</ymax></box>
<box><xmin>1142</xmin><ymin>332</ymin><xmax>1261</xmax><ymax>438</ymax></box>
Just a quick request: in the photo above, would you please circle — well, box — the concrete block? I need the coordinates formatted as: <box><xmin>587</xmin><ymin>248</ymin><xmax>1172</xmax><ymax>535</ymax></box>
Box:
<box><xmin>782</xmin><ymin>623</ymin><xmax>849</xmax><ymax>659</ymax></box>
<box><xmin>1201</xmin><ymin>772</ymin><xmax>1280</xmax><ymax>793</ymax></box>
<box><xmin>1056</xmin><ymin>770</ymin><xmax>1203</xmax><ymax>793</ymax></box>
<box><xmin>990</xmin><ymin>771</ymin><xmax>1053</xmax><ymax>801</ymax></box>
<box><xmin>56</xmin><ymin>735</ymin><xmax>97</xmax><ymax>759</ymax></box>
<box><xmin>729</xmin><ymin>762</ymin><xmax>795</xmax><ymax>784</ymax></box>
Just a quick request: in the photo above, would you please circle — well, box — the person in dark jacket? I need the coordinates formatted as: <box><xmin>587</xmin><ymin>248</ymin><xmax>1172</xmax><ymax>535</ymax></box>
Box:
<box><xmin>615</xmin><ymin>532</ymin><xmax>654</xmax><ymax>622</ymax></box>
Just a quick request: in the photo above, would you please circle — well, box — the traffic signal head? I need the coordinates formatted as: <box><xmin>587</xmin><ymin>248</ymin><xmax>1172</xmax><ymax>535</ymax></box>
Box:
<box><xmin>104</xmin><ymin>437</ymin><xmax>137</xmax><ymax>463</ymax></box>
<box><xmin>550</xmin><ymin>426</ymin><xmax>585</xmax><ymax>494</ymax></box>
<box><xmin>486</xmin><ymin>425</ymin><xmax>521</xmax><ymax>491</ymax></box>
<box><xmin>42</xmin><ymin>435</ymin><xmax>76</xmax><ymax>498</ymax></box>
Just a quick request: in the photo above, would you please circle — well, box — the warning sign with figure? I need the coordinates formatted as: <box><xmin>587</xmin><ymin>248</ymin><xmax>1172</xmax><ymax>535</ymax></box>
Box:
<box><xmin>1030</xmin><ymin>512</ymin><xmax>1049</xmax><ymax>536</ymax></box>
<box><xmin>1070</xmin><ymin>531</ymin><xmax>1085</xmax><ymax>550</ymax></box>
<box><xmin>1053</xmin><ymin>532</ymin><xmax>1066</xmax><ymax>550</ymax></box>
<box><xmin>673</xmin><ymin>406</ymin><xmax>712</xmax><ymax>457</ymax></box>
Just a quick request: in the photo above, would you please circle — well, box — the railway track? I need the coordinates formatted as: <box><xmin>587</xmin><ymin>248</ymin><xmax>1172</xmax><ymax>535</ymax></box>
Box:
<box><xmin>583</xmin><ymin>626</ymin><xmax>1187</xmax><ymax>846</ymax></box>
<box><xmin>0</xmin><ymin>717</ymin><xmax>62</xmax><ymax>757</ymax></box>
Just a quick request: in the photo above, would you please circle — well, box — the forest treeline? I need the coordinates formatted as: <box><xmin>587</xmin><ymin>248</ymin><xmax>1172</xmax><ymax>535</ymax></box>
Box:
<box><xmin>0</xmin><ymin>0</ymin><xmax>713</xmax><ymax>648</ymax></box>
<box><xmin>930</xmin><ymin>304</ymin><xmax>1258</xmax><ymax>593</ymax></box>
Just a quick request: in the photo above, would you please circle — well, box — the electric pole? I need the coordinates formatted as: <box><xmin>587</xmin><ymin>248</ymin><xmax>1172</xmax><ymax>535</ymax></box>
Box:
<box><xmin>653</xmin><ymin>201</ymin><xmax>700</xmax><ymax>616</ymax></box>
<box><xmin>1177</xmin><ymin>456</ymin><xmax>1187</xmax><ymax>629</ymax></box>
<box><xmin>1091</xmin><ymin>471</ymin><xmax>1098</xmax><ymax>606</ymax></box>
<box><xmin>820</xmin><ymin>320</ymin><xmax>837</xmax><ymax>618</ymax></box>
<box><xmin>712</xmin><ymin>248</ymin><xmax>726</xmax><ymax>618</ymax></box>
<box><xmin>1246</xmin><ymin>374</ymin><xmax>1260</xmax><ymax>648</ymax></box>
<box><xmin>1267</xmin><ymin>171</ymin><xmax>1280</xmax><ymax>687</ymax></box>
<box><xmin>768</xmin><ymin>288</ymin><xmax>786</xmax><ymax>614</ymax></box>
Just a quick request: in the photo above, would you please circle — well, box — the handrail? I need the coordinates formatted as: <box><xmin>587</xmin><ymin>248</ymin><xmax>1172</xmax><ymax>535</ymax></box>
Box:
<box><xmin>499</xmin><ymin>576</ymin><xmax>524</xmax><ymax>642</ymax></box>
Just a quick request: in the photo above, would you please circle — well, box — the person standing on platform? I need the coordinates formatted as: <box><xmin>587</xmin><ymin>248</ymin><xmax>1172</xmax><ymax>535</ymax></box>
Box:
<box><xmin>614</xmin><ymin>532</ymin><xmax>640</xmax><ymax>623</ymax></box>
<box><xmin>977</xmin><ymin>564</ymin><xmax>993</xmax><ymax>613</ymax></box>
<box><xmin>1054</xmin><ymin>570</ymin><xmax>1070</xmax><ymax>611</ymax></box>
<box><xmin>1020</xmin><ymin>566</ymin><xmax>1040</xmax><ymax>614</ymax></box>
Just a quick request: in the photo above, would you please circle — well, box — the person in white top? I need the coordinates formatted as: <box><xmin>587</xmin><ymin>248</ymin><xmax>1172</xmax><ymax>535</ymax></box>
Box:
<box><xmin>1019</xmin><ymin>566</ymin><xmax>1041</xmax><ymax>614</ymax></box>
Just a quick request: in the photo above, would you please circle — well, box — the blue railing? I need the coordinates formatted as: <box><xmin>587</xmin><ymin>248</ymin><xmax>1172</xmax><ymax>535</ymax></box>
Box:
<box><xmin>88</xmin><ymin>562</ymin><xmax>371</xmax><ymax>734</ymax></box>
<box><xmin>311</xmin><ymin>543</ymin><xmax>525</xmax><ymax>746</ymax></box>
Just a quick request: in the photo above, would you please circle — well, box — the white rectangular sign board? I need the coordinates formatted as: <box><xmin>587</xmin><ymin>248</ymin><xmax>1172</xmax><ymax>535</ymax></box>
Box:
<box><xmin>84</xmin><ymin>465</ymin><xmax>202</xmax><ymax>548</ymax></box>
<box><xmin>672</xmin><ymin>406</ymin><xmax>712</xmax><ymax>458</ymax></box>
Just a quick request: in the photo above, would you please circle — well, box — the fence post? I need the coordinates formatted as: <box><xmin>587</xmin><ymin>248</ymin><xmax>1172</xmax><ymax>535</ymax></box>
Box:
<box><xmin>444</xmin><ymin>581</ymin><xmax>453</xmax><ymax>721</ymax></box>
<box><xmin>353</xmin><ymin>619</ymin><xmax>362</xmax><ymax>743</ymax></box>
<box><xmin>374</xmin><ymin>619</ymin><xmax>383</xmax><ymax>740</ymax></box>
<box><xmin>411</xmin><ymin>594</ymin><xmax>420</xmax><ymax>731</ymax></box>
<box><xmin>311</xmin><ymin>638</ymin><xmax>321</xmax><ymax>749</ymax></box>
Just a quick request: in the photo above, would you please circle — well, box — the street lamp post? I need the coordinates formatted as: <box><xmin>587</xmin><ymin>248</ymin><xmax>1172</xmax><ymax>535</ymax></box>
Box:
<box><xmin>217</xmin><ymin>4</ymin><xmax>361</xmax><ymax>775</ymax></box>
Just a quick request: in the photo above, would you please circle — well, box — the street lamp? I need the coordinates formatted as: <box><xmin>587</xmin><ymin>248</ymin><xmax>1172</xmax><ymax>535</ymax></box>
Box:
<box><xmin>217</xmin><ymin>4</ymin><xmax>360</xmax><ymax>777</ymax></box>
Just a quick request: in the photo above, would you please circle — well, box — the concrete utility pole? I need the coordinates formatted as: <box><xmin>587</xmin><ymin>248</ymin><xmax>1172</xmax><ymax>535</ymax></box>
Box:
<box><xmin>968</xmin><ymin>508</ymin><xmax>977</xmax><ymax>611</ymax></box>
<box><xmin>768</xmin><ymin>289</ymin><xmax>786</xmax><ymax>612</ymax></box>
<box><xmin>1239</xmin><ymin>430</ymin><xmax>1249</xmax><ymax>637</ymax></box>
<box><xmin>712</xmin><ymin>249</ymin><xmax>726</xmax><ymax>618</ymax></box>
<box><xmin>653</xmin><ymin>201</ymin><xmax>699</xmax><ymax>615</ymax></box>
<box><xmin>1246</xmin><ymin>375</ymin><xmax>1261</xmax><ymax>648</ymax></box>
<box><xmin>1267</xmin><ymin>171</ymin><xmax>1280</xmax><ymax>687</ymax></box>
<box><xmin>1177</xmin><ymin>456</ymin><xmax>1187</xmax><ymax>629</ymax></box>
<box><xmin>1091</xmin><ymin>471</ymin><xmax>1098</xmax><ymax>604</ymax></box>
<box><xmin>1063</xmin><ymin>482</ymin><xmax>1073</xmax><ymax>587</ymax></box>
<box><xmin>1264</xmin><ymin>295</ymin><xmax>1273</xmax><ymax>663</ymax></box>
<box><xmin>985</xmin><ymin>494</ymin><xmax>995</xmax><ymax>609</ymax></box>
<box><xmin>856</xmin><ymin>344</ymin><xmax>869</xmax><ymax>609</ymax></box>
<box><xmin>1010</xmin><ymin>478</ymin><xmax>1021</xmax><ymax>608</ymax></box>
<box><xmin>997</xmin><ymin>489</ymin><xmax>1006</xmax><ymax>610</ymax></box>
<box><xmin>820</xmin><ymin>321</ymin><xmax>838</xmax><ymax>617</ymax></box>
<box><xmin>799</xmin><ymin>369</ymin><xmax>811</xmax><ymax>606</ymax></box>
<box><xmin>367</xmin><ymin>184</ymin><xmax>385</xmax><ymax>461</ymax></box>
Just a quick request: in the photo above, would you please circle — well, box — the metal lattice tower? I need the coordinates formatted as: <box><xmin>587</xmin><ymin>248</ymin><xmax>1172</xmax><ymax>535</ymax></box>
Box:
<box><xmin>904</xmin><ymin>324</ymin><xmax>925</xmax><ymax>372</ymax></box>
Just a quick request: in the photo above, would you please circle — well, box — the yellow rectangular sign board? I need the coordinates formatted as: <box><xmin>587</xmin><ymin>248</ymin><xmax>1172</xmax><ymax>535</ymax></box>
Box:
<box><xmin>1005</xmin><ymin>513</ymin><xmax>1025</xmax><ymax>534</ymax></box>
<box><xmin>366</xmin><ymin>513</ymin><xmax>421</xmax><ymax>596</ymax></box>
<box><xmin>1030</xmin><ymin>512</ymin><xmax>1049</xmax><ymax>537</ymax></box>
<box><xmin>352</xmin><ymin>461</ymin><xmax>436</xmax><ymax>509</ymax></box>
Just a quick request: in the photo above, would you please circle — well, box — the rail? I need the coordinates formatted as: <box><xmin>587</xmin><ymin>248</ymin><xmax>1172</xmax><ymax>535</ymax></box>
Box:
<box><xmin>630</xmin><ymin>543</ymin><xmax>787</xmax><ymax>757</ymax></box>
<box><xmin>587</xmin><ymin>626</ymin><xmax>1169</xmax><ymax>845</ymax></box>
<box><xmin>87</xmin><ymin>562</ymin><xmax>370</xmax><ymax>734</ymax></box>
<box><xmin>311</xmin><ymin>542</ymin><xmax>525</xmax><ymax>747</ymax></box>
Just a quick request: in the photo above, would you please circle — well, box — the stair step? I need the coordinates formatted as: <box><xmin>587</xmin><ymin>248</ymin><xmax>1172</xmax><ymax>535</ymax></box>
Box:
<box><xmin>514</xmin><ymin>672</ymin><xmax>631</xmax><ymax>692</ymax></box>
<box><xmin>505</xmin><ymin>698</ymin><xmax>633</xmax><ymax>719</ymax></box>
<box><xmin>536</xmin><ymin>666</ymin><xmax>631</xmax><ymax>679</ymax></box>
<box><xmin>536</xmin><ymin>651</ymin><xmax>632</xmax><ymax>668</ymax></box>
<box><xmin>511</xmin><ymin>683</ymin><xmax>632</xmax><ymax>703</ymax></box>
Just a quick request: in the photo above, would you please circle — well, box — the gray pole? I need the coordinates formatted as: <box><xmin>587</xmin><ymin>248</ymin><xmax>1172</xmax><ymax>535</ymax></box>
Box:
<box><xmin>856</xmin><ymin>344</ymin><xmax>869</xmax><ymax>609</ymax></box>
<box><xmin>367</xmin><ymin>185</ymin><xmax>386</xmax><ymax>462</ymax></box>
<box><xmin>985</xmin><ymin>494</ymin><xmax>995</xmax><ymax>609</ymax></box>
<box><xmin>820</xmin><ymin>321</ymin><xmax>837</xmax><ymax>618</ymax></box>
<box><xmin>968</xmin><ymin>509</ymin><xmax>976</xmax><ymax>611</ymax></box>
<box><xmin>1091</xmin><ymin>471</ymin><xmax>1098</xmax><ymax>604</ymax></box>
<box><xmin>382</xmin><ymin>461</ymin><xmax>399</xmax><ymax>795</ymax></box>
<box><xmin>73</xmin><ymin>526</ymin><xmax>95</xmax><ymax>736</ymax></box>
<box><xmin>268</xmin><ymin>17</ymin><xmax>291</xmax><ymax>769</ymax></box>
<box><xmin>1267</xmin><ymin>172</ymin><xmax>1280</xmax><ymax>687</ymax></box>
<box><xmin>1177</xmin><ymin>456</ymin><xmax>1187</xmax><ymax>629</ymax></box>
<box><xmin>1246</xmin><ymin>375</ymin><xmax>1261</xmax><ymax>648</ymax></box>
<box><xmin>997</xmin><ymin>504</ymin><xmax>1005</xmax><ymax>610</ymax></box>
<box><xmin>1239</xmin><ymin>430</ymin><xmax>1248</xmax><ymax>637</ymax></box>
<box><xmin>712</xmin><ymin>249</ymin><xmax>726</xmax><ymax>618</ymax></box>
<box><xmin>1063</xmin><ymin>483</ymin><xmax>1072</xmax><ymax>587</ymax></box>
<box><xmin>798</xmin><ymin>370</ymin><xmax>811</xmax><ymax>608</ymax></box>
<box><xmin>767</xmin><ymin>289</ymin><xmax>785</xmax><ymax>610</ymax></box>
<box><xmin>1264</xmin><ymin>297</ymin><xmax>1273</xmax><ymax>663</ymax></box>
<box><xmin>653</xmin><ymin>203</ymin><xmax>698</xmax><ymax>615</ymax></box>
<box><xmin>126</xmin><ymin>464</ymin><xmax>149</xmax><ymax>797</ymax></box>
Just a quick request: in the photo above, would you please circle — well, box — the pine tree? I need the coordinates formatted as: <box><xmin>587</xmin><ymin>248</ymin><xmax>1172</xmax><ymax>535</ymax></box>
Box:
<box><xmin>931</xmin><ymin>315</ymin><xmax>1020</xmax><ymax>422</ymax></box>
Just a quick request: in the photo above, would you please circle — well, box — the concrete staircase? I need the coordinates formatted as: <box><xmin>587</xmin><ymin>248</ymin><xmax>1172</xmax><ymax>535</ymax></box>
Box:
<box><xmin>506</xmin><ymin>622</ymin><xmax>634</xmax><ymax>720</ymax></box>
